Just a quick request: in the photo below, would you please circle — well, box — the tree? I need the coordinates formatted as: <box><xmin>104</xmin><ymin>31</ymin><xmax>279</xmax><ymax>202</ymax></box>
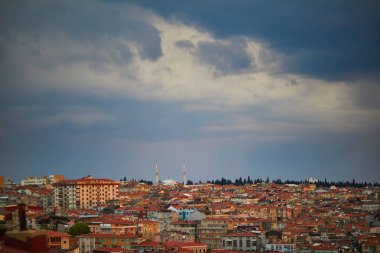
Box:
<box><xmin>37</xmin><ymin>208</ymin><xmax>68</xmax><ymax>231</ymax></box>
<box><xmin>68</xmin><ymin>222</ymin><xmax>90</xmax><ymax>236</ymax></box>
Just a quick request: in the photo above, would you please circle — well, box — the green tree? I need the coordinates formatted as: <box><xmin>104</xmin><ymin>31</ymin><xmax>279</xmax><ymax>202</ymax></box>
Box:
<box><xmin>68</xmin><ymin>222</ymin><xmax>90</xmax><ymax>236</ymax></box>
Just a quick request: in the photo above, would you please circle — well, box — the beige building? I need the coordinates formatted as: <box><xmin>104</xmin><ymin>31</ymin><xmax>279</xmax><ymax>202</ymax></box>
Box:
<box><xmin>53</xmin><ymin>176</ymin><xmax>119</xmax><ymax>209</ymax></box>
<box><xmin>47</xmin><ymin>230</ymin><xmax>71</xmax><ymax>250</ymax></box>
<box><xmin>222</xmin><ymin>232</ymin><xmax>261</xmax><ymax>252</ymax></box>
<box><xmin>198</xmin><ymin>217</ymin><xmax>231</xmax><ymax>249</ymax></box>
<box><xmin>49</xmin><ymin>174</ymin><xmax>65</xmax><ymax>184</ymax></box>
<box><xmin>54</xmin><ymin>179</ymin><xmax>77</xmax><ymax>209</ymax></box>
<box><xmin>20</xmin><ymin>174</ymin><xmax>64</xmax><ymax>186</ymax></box>
<box><xmin>21</xmin><ymin>177</ymin><xmax>48</xmax><ymax>186</ymax></box>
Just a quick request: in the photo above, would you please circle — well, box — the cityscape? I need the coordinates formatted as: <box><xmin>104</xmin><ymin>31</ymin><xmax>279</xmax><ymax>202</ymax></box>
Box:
<box><xmin>0</xmin><ymin>172</ymin><xmax>380</xmax><ymax>253</ymax></box>
<box><xmin>1</xmin><ymin>0</ymin><xmax>380</xmax><ymax>253</ymax></box>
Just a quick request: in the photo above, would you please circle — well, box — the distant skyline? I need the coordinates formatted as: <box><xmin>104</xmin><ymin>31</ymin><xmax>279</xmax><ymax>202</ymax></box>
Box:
<box><xmin>1</xmin><ymin>0</ymin><xmax>379</xmax><ymax>183</ymax></box>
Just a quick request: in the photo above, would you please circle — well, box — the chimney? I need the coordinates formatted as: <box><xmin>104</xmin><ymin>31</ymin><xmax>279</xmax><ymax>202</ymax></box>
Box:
<box><xmin>18</xmin><ymin>203</ymin><xmax>27</xmax><ymax>231</ymax></box>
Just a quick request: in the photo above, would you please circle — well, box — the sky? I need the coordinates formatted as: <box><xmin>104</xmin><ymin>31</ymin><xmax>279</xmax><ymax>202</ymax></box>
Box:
<box><xmin>0</xmin><ymin>0</ymin><xmax>379</xmax><ymax>183</ymax></box>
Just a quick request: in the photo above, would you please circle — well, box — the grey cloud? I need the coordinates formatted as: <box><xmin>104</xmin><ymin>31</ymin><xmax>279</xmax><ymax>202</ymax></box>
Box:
<box><xmin>286</xmin><ymin>79</ymin><xmax>298</xmax><ymax>86</ymax></box>
<box><xmin>0</xmin><ymin>0</ymin><xmax>165</xmax><ymax>102</ymax></box>
<box><xmin>195</xmin><ymin>39</ymin><xmax>252</xmax><ymax>75</ymax></box>
<box><xmin>0</xmin><ymin>0</ymin><xmax>162</xmax><ymax>64</ymax></box>
<box><xmin>136</xmin><ymin>0</ymin><xmax>380</xmax><ymax>82</ymax></box>
<box><xmin>175</xmin><ymin>40</ymin><xmax>195</xmax><ymax>49</ymax></box>
<box><xmin>350</xmin><ymin>83</ymin><xmax>380</xmax><ymax>112</ymax></box>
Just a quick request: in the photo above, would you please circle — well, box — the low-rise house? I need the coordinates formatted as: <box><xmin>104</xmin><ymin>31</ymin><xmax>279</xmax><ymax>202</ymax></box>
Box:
<box><xmin>132</xmin><ymin>240</ymin><xmax>161</xmax><ymax>253</ymax></box>
<box><xmin>362</xmin><ymin>237</ymin><xmax>380</xmax><ymax>253</ymax></box>
<box><xmin>164</xmin><ymin>241</ymin><xmax>208</xmax><ymax>253</ymax></box>
<box><xmin>88</xmin><ymin>219</ymin><xmax>137</xmax><ymax>235</ymax></box>
<box><xmin>93</xmin><ymin>247</ymin><xmax>134</xmax><ymax>253</ymax></box>
<box><xmin>299</xmin><ymin>243</ymin><xmax>339</xmax><ymax>253</ymax></box>
<box><xmin>46</xmin><ymin>230</ymin><xmax>72</xmax><ymax>250</ymax></box>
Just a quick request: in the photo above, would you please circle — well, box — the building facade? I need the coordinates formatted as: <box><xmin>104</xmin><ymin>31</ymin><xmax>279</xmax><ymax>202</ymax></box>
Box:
<box><xmin>46</xmin><ymin>231</ymin><xmax>72</xmax><ymax>250</ymax></box>
<box><xmin>53</xmin><ymin>176</ymin><xmax>119</xmax><ymax>210</ymax></box>
<box><xmin>198</xmin><ymin>218</ymin><xmax>231</xmax><ymax>249</ymax></box>
<box><xmin>221</xmin><ymin>232</ymin><xmax>261</xmax><ymax>252</ymax></box>
<box><xmin>21</xmin><ymin>177</ymin><xmax>48</xmax><ymax>186</ymax></box>
<box><xmin>78</xmin><ymin>233</ymin><xmax>143</xmax><ymax>253</ymax></box>
<box><xmin>265</xmin><ymin>243</ymin><xmax>296</xmax><ymax>253</ymax></box>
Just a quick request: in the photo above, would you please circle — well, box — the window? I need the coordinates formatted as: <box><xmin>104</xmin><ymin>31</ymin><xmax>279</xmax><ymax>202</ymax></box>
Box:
<box><xmin>246</xmin><ymin>240</ymin><xmax>251</xmax><ymax>247</ymax></box>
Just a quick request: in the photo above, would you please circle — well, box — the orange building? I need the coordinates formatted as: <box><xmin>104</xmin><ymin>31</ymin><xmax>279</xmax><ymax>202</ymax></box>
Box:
<box><xmin>78</xmin><ymin>233</ymin><xmax>143</xmax><ymax>253</ymax></box>
<box><xmin>0</xmin><ymin>176</ymin><xmax>4</xmax><ymax>190</ymax></box>
<box><xmin>138</xmin><ymin>220</ymin><xmax>160</xmax><ymax>240</ymax></box>
<box><xmin>46</xmin><ymin>230</ymin><xmax>71</xmax><ymax>250</ymax></box>
<box><xmin>53</xmin><ymin>176</ymin><xmax>119</xmax><ymax>209</ymax></box>
<box><xmin>49</xmin><ymin>174</ymin><xmax>65</xmax><ymax>184</ymax></box>
<box><xmin>88</xmin><ymin>219</ymin><xmax>137</xmax><ymax>235</ymax></box>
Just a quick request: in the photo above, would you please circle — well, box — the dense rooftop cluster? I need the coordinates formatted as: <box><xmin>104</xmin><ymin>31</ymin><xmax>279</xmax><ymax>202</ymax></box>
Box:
<box><xmin>0</xmin><ymin>176</ymin><xmax>379</xmax><ymax>253</ymax></box>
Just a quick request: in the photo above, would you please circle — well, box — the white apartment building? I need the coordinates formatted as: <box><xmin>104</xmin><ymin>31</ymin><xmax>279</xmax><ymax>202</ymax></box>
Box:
<box><xmin>21</xmin><ymin>177</ymin><xmax>47</xmax><ymax>186</ymax></box>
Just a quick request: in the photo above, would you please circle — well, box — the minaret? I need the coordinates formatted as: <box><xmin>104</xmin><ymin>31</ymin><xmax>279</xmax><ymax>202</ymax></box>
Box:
<box><xmin>155</xmin><ymin>161</ymin><xmax>160</xmax><ymax>184</ymax></box>
<box><xmin>183</xmin><ymin>160</ymin><xmax>187</xmax><ymax>186</ymax></box>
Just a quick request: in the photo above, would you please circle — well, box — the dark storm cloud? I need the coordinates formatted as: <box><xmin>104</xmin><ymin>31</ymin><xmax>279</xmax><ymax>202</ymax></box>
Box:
<box><xmin>0</xmin><ymin>0</ymin><xmax>162</xmax><ymax>62</ymax></box>
<box><xmin>195</xmin><ymin>39</ymin><xmax>252</xmax><ymax>75</ymax></box>
<box><xmin>131</xmin><ymin>0</ymin><xmax>380</xmax><ymax>81</ymax></box>
<box><xmin>175</xmin><ymin>40</ymin><xmax>195</xmax><ymax>50</ymax></box>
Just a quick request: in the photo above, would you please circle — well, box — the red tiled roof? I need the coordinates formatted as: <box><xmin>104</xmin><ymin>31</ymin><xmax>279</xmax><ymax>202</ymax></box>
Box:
<box><xmin>94</xmin><ymin>247</ymin><xmax>135</xmax><ymax>253</ymax></box>
<box><xmin>171</xmin><ymin>221</ymin><xmax>199</xmax><ymax>225</ymax></box>
<box><xmin>137</xmin><ymin>241</ymin><xmax>161</xmax><ymax>247</ymax></box>
<box><xmin>224</xmin><ymin>232</ymin><xmax>260</xmax><ymax>237</ymax></box>
<box><xmin>211</xmin><ymin>250</ymin><xmax>246</xmax><ymax>253</ymax></box>
<box><xmin>310</xmin><ymin>243</ymin><xmax>337</xmax><ymax>250</ymax></box>
<box><xmin>53</xmin><ymin>177</ymin><xmax>118</xmax><ymax>186</ymax></box>
<box><xmin>78</xmin><ymin>233</ymin><xmax>138</xmax><ymax>239</ymax></box>
<box><xmin>165</xmin><ymin>241</ymin><xmax>208</xmax><ymax>247</ymax></box>
<box><xmin>46</xmin><ymin>231</ymin><xmax>71</xmax><ymax>237</ymax></box>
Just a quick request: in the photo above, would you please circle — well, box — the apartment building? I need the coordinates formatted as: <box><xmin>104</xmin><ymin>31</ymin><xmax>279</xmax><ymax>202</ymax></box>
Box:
<box><xmin>198</xmin><ymin>217</ymin><xmax>232</xmax><ymax>249</ymax></box>
<box><xmin>221</xmin><ymin>232</ymin><xmax>261</xmax><ymax>252</ymax></box>
<box><xmin>265</xmin><ymin>242</ymin><xmax>296</xmax><ymax>253</ymax></box>
<box><xmin>53</xmin><ymin>179</ymin><xmax>78</xmax><ymax>209</ymax></box>
<box><xmin>137</xmin><ymin>220</ymin><xmax>160</xmax><ymax>240</ymax></box>
<box><xmin>170</xmin><ymin>220</ymin><xmax>200</xmax><ymax>241</ymax></box>
<box><xmin>21</xmin><ymin>174</ymin><xmax>64</xmax><ymax>186</ymax></box>
<box><xmin>53</xmin><ymin>176</ymin><xmax>119</xmax><ymax>210</ymax></box>
<box><xmin>21</xmin><ymin>177</ymin><xmax>48</xmax><ymax>186</ymax></box>
<box><xmin>48</xmin><ymin>174</ymin><xmax>65</xmax><ymax>184</ymax></box>
<box><xmin>78</xmin><ymin>233</ymin><xmax>143</xmax><ymax>253</ymax></box>
<box><xmin>147</xmin><ymin>209</ymin><xmax>178</xmax><ymax>232</ymax></box>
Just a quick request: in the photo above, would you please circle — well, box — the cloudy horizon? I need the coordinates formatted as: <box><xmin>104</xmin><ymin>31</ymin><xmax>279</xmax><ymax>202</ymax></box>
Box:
<box><xmin>0</xmin><ymin>0</ymin><xmax>379</xmax><ymax>183</ymax></box>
